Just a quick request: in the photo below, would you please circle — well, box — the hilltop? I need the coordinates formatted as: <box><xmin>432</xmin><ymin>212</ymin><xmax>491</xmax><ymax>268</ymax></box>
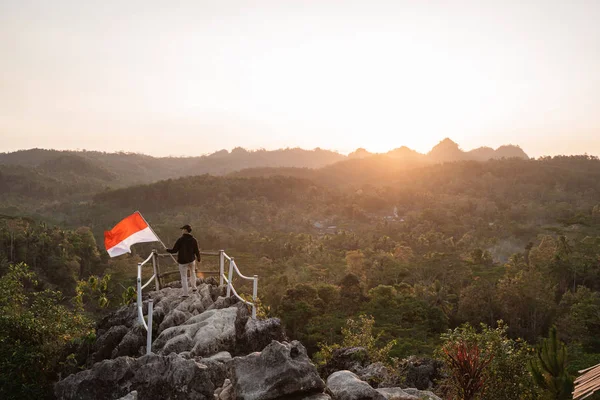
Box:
<box><xmin>54</xmin><ymin>279</ymin><xmax>441</xmax><ymax>400</ymax></box>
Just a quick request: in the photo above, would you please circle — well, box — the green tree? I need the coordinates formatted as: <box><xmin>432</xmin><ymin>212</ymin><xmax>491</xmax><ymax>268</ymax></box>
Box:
<box><xmin>529</xmin><ymin>327</ymin><xmax>574</xmax><ymax>400</ymax></box>
<box><xmin>0</xmin><ymin>263</ymin><xmax>93</xmax><ymax>399</ymax></box>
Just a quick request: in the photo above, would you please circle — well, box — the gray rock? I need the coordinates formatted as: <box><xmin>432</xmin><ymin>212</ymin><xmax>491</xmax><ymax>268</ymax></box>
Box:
<box><xmin>320</xmin><ymin>347</ymin><xmax>370</xmax><ymax>378</ymax></box>
<box><xmin>301</xmin><ymin>394</ymin><xmax>332</xmax><ymax>400</ymax></box>
<box><xmin>209</xmin><ymin>351</ymin><xmax>233</xmax><ymax>362</ymax></box>
<box><xmin>55</xmin><ymin>357</ymin><xmax>135</xmax><ymax>399</ymax></box>
<box><xmin>401</xmin><ymin>358</ymin><xmax>443</xmax><ymax>390</ymax></box>
<box><xmin>231</xmin><ymin>340</ymin><xmax>325</xmax><ymax>400</ymax></box>
<box><xmin>96</xmin><ymin>304</ymin><xmax>138</xmax><ymax>334</ymax></box>
<box><xmin>158</xmin><ymin>308</ymin><xmax>192</xmax><ymax>333</ymax></box>
<box><xmin>112</xmin><ymin>326</ymin><xmax>146</xmax><ymax>358</ymax></box>
<box><xmin>215</xmin><ymin>379</ymin><xmax>234</xmax><ymax>400</ymax></box>
<box><xmin>358</xmin><ymin>362</ymin><xmax>402</xmax><ymax>389</ymax></box>
<box><xmin>93</xmin><ymin>325</ymin><xmax>129</xmax><ymax>363</ymax></box>
<box><xmin>401</xmin><ymin>389</ymin><xmax>441</xmax><ymax>400</ymax></box>
<box><xmin>131</xmin><ymin>353</ymin><xmax>226</xmax><ymax>399</ymax></box>
<box><xmin>208</xmin><ymin>296</ymin><xmax>237</xmax><ymax>311</ymax></box>
<box><xmin>237</xmin><ymin>316</ymin><xmax>286</xmax><ymax>355</ymax></box>
<box><xmin>55</xmin><ymin>353</ymin><xmax>226</xmax><ymax>400</ymax></box>
<box><xmin>327</xmin><ymin>370</ymin><xmax>386</xmax><ymax>400</ymax></box>
<box><xmin>153</xmin><ymin>306</ymin><xmax>238</xmax><ymax>357</ymax></box>
<box><xmin>198</xmin><ymin>285</ymin><xmax>215</xmax><ymax>309</ymax></box>
<box><xmin>117</xmin><ymin>391</ymin><xmax>138</xmax><ymax>400</ymax></box>
<box><xmin>376</xmin><ymin>388</ymin><xmax>419</xmax><ymax>400</ymax></box>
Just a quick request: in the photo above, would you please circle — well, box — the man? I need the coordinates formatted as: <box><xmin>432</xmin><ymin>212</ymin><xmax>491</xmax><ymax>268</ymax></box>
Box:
<box><xmin>166</xmin><ymin>224</ymin><xmax>201</xmax><ymax>297</ymax></box>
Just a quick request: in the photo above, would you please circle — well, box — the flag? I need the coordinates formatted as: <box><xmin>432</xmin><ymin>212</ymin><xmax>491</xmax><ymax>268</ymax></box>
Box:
<box><xmin>104</xmin><ymin>212</ymin><xmax>159</xmax><ymax>257</ymax></box>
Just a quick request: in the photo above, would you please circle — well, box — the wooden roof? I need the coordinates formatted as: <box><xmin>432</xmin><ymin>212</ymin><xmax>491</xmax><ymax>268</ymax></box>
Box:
<box><xmin>574</xmin><ymin>363</ymin><xmax>600</xmax><ymax>399</ymax></box>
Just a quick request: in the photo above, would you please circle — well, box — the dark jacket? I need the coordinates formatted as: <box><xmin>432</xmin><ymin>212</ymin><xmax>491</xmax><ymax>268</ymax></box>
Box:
<box><xmin>166</xmin><ymin>233</ymin><xmax>201</xmax><ymax>264</ymax></box>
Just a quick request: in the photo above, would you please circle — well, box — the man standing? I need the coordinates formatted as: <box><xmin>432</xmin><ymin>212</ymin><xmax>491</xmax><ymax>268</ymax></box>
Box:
<box><xmin>166</xmin><ymin>224</ymin><xmax>201</xmax><ymax>297</ymax></box>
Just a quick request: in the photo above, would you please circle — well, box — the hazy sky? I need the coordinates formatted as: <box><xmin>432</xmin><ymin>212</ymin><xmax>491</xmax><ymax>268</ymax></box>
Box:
<box><xmin>1</xmin><ymin>0</ymin><xmax>599</xmax><ymax>157</ymax></box>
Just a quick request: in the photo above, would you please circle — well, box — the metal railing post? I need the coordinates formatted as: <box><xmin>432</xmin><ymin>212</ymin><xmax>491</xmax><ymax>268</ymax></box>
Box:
<box><xmin>137</xmin><ymin>263</ymin><xmax>143</xmax><ymax>325</ymax></box>
<box><xmin>146</xmin><ymin>299</ymin><xmax>153</xmax><ymax>355</ymax></box>
<box><xmin>152</xmin><ymin>250</ymin><xmax>160</xmax><ymax>290</ymax></box>
<box><xmin>227</xmin><ymin>258</ymin><xmax>234</xmax><ymax>297</ymax></box>
<box><xmin>219</xmin><ymin>250</ymin><xmax>225</xmax><ymax>286</ymax></box>
<box><xmin>252</xmin><ymin>275</ymin><xmax>258</xmax><ymax>319</ymax></box>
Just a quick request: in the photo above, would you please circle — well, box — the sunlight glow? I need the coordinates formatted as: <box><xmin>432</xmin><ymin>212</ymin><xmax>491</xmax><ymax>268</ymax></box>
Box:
<box><xmin>1</xmin><ymin>1</ymin><xmax>599</xmax><ymax>156</ymax></box>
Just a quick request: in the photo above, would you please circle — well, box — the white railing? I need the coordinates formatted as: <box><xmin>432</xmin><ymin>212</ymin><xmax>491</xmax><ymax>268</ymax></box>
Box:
<box><xmin>136</xmin><ymin>251</ymin><xmax>157</xmax><ymax>355</ymax></box>
<box><xmin>136</xmin><ymin>249</ymin><xmax>259</xmax><ymax>354</ymax></box>
<box><xmin>221</xmin><ymin>251</ymin><xmax>259</xmax><ymax>318</ymax></box>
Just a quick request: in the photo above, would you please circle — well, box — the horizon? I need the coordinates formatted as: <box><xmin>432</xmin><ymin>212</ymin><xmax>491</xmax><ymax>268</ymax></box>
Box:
<box><xmin>0</xmin><ymin>138</ymin><xmax>540</xmax><ymax>159</ymax></box>
<box><xmin>1</xmin><ymin>1</ymin><xmax>599</xmax><ymax>158</ymax></box>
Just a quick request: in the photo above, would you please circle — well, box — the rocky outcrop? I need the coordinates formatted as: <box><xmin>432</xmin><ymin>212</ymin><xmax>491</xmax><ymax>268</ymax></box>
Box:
<box><xmin>55</xmin><ymin>280</ymin><xmax>442</xmax><ymax>400</ymax></box>
<box><xmin>153</xmin><ymin>306</ymin><xmax>239</xmax><ymax>357</ymax></box>
<box><xmin>92</xmin><ymin>325</ymin><xmax>129</xmax><ymax>363</ymax></box>
<box><xmin>55</xmin><ymin>353</ymin><xmax>227</xmax><ymax>400</ymax></box>
<box><xmin>230</xmin><ymin>340</ymin><xmax>326</xmax><ymax>400</ymax></box>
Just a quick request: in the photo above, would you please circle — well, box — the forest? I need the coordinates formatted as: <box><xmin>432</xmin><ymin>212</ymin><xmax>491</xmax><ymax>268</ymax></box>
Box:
<box><xmin>1</xmin><ymin>148</ymin><xmax>599</xmax><ymax>399</ymax></box>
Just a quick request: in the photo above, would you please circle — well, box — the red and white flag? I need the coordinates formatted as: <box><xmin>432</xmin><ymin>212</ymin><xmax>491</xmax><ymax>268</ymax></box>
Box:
<box><xmin>104</xmin><ymin>212</ymin><xmax>160</xmax><ymax>257</ymax></box>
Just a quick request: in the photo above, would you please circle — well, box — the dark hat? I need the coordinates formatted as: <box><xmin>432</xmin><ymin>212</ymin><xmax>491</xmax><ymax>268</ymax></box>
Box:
<box><xmin>180</xmin><ymin>224</ymin><xmax>192</xmax><ymax>232</ymax></box>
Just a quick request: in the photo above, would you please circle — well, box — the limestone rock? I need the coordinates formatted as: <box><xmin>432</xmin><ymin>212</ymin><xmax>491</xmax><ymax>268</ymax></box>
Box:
<box><xmin>301</xmin><ymin>394</ymin><xmax>332</xmax><ymax>400</ymax></box>
<box><xmin>111</xmin><ymin>325</ymin><xmax>146</xmax><ymax>358</ymax></box>
<box><xmin>153</xmin><ymin>307</ymin><xmax>238</xmax><ymax>357</ymax></box>
<box><xmin>376</xmin><ymin>388</ymin><xmax>419</xmax><ymax>400</ymax></box>
<box><xmin>401</xmin><ymin>389</ymin><xmax>441</xmax><ymax>400</ymax></box>
<box><xmin>158</xmin><ymin>308</ymin><xmax>192</xmax><ymax>333</ymax></box>
<box><xmin>326</xmin><ymin>370</ymin><xmax>386</xmax><ymax>400</ymax></box>
<box><xmin>237</xmin><ymin>316</ymin><xmax>286</xmax><ymax>355</ymax></box>
<box><xmin>117</xmin><ymin>391</ymin><xmax>138</xmax><ymax>400</ymax></box>
<box><xmin>209</xmin><ymin>351</ymin><xmax>233</xmax><ymax>362</ymax></box>
<box><xmin>208</xmin><ymin>296</ymin><xmax>237</xmax><ymax>311</ymax></box>
<box><xmin>358</xmin><ymin>362</ymin><xmax>402</xmax><ymax>389</ymax></box>
<box><xmin>96</xmin><ymin>304</ymin><xmax>137</xmax><ymax>334</ymax></box>
<box><xmin>55</xmin><ymin>353</ymin><xmax>226</xmax><ymax>400</ymax></box>
<box><xmin>215</xmin><ymin>379</ymin><xmax>234</xmax><ymax>400</ymax></box>
<box><xmin>231</xmin><ymin>340</ymin><xmax>325</xmax><ymax>400</ymax></box>
<box><xmin>131</xmin><ymin>353</ymin><xmax>226</xmax><ymax>399</ymax></box>
<box><xmin>92</xmin><ymin>325</ymin><xmax>129</xmax><ymax>363</ymax></box>
<box><xmin>55</xmin><ymin>357</ymin><xmax>135</xmax><ymax>400</ymax></box>
<box><xmin>320</xmin><ymin>347</ymin><xmax>370</xmax><ymax>378</ymax></box>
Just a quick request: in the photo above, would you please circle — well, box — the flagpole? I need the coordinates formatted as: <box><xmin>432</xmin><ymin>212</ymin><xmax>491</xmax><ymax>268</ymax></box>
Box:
<box><xmin>136</xmin><ymin>211</ymin><xmax>178</xmax><ymax>264</ymax></box>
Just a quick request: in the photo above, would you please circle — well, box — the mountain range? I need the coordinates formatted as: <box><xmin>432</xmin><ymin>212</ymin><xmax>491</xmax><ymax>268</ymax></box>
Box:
<box><xmin>0</xmin><ymin>138</ymin><xmax>528</xmax><ymax>185</ymax></box>
<box><xmin>0</xmin><ymin>139</ymin><xmax>530</xmax><ymax>215</ymax></box>
<box><xmin>349</xmin><ymin>138</ymin><xmax>528</xmax><ymax>162</ymax></box>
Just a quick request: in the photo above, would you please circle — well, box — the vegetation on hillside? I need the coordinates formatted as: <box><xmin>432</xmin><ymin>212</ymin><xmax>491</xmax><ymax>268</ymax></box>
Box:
<box><xmin>1</xmin><ymin>153</ymin><xmax>599</xmax><ymax>398</ymax></box>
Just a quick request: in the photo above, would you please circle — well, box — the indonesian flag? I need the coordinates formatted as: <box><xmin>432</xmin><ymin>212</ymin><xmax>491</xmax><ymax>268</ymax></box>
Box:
<box><xmin>104</xmin><ymin>212</ymin><xmax>160</xmax><ymax>257</ymax></box>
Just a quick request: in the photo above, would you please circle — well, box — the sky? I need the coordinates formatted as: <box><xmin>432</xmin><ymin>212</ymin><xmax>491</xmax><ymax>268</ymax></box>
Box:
<box><xmin>1</xmin><ymin>0</ymin><xmax>599</xmax><ymax>157</ymax></box>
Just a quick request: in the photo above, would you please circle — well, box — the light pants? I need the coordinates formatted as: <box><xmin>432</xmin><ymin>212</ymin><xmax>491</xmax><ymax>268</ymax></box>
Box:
<box><xmin>178</xmin><ymin>261</ymin><xmax>197</xmax><ymax>296</ymax></box>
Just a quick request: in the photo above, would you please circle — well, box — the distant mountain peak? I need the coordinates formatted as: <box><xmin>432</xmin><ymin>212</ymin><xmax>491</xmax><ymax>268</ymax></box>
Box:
<box><xmin>348</xmin><ymin>148</ymin><xmax>372</xmax><ymax>159</ymax></box>
<box><xmin>428</xmin><ymin>138</ymin><xmax>464</xmax><ymax>161</ymax></box>
<box><xmin>494</xmin><ymin>144</ymin><xmax>529</xmax><ymax>159</ymax></box>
